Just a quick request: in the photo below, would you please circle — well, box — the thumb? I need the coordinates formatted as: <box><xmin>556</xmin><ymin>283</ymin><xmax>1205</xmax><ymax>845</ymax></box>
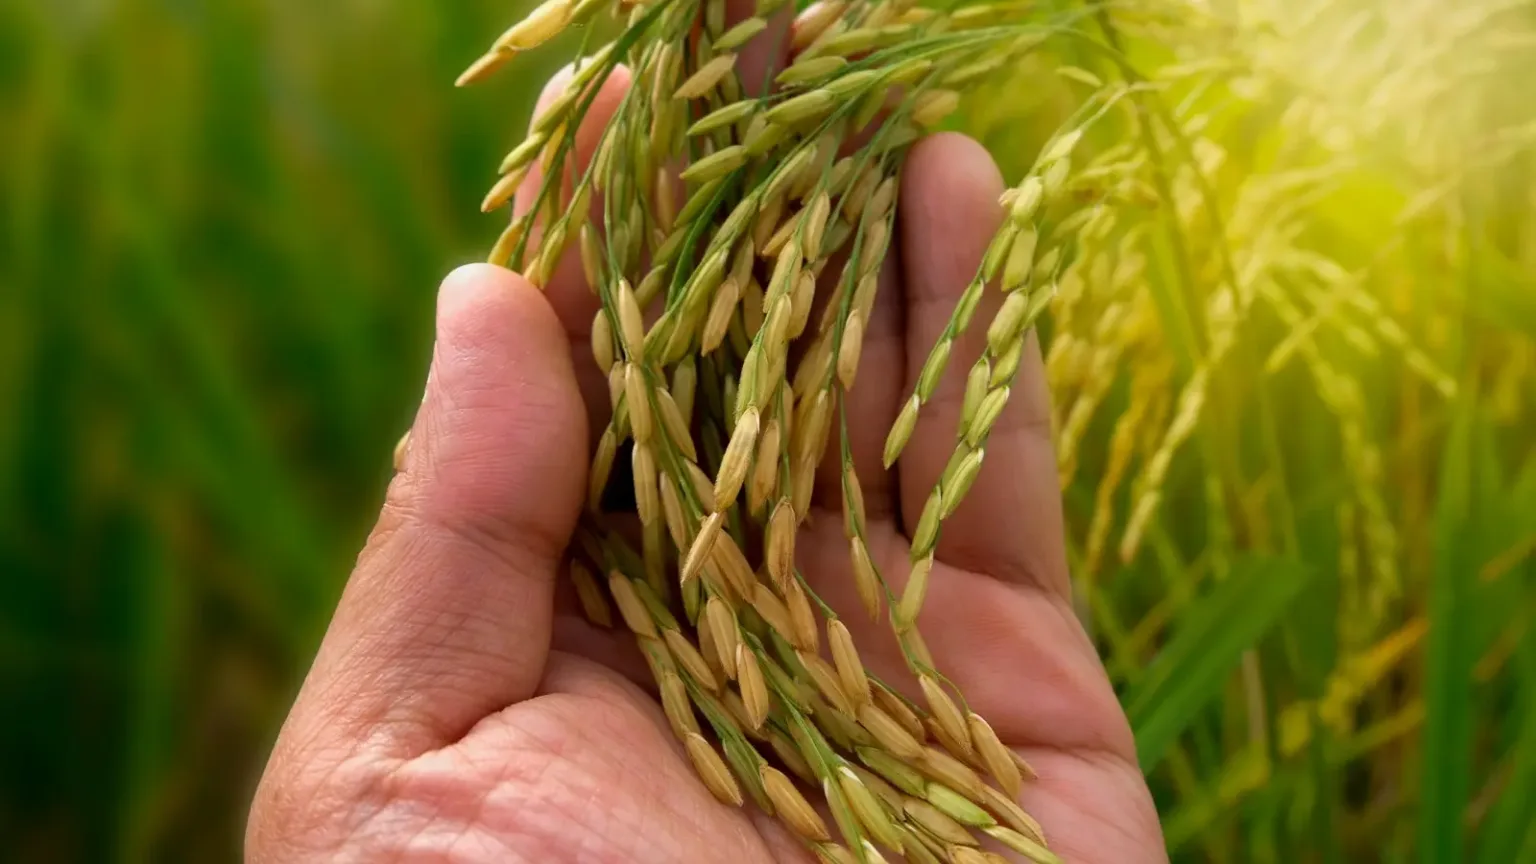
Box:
<box><xmin>285</xmin><ymin>264</ymin><xmax>587</xmax><ymax>759</ymax></box>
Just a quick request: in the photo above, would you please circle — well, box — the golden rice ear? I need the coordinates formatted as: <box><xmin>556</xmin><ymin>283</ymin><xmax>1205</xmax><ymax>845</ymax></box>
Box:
<box><xmin>462</xmin><ymin>10</ymin><xmax>1088</xmax><ymax>860</ymax></box>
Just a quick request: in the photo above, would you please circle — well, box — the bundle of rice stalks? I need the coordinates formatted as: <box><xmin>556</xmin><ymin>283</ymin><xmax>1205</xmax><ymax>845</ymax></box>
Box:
<box><xmin>450</xmin><ymin>0</ymin><xmax>1536</xmax><ymax>860</ymax></box>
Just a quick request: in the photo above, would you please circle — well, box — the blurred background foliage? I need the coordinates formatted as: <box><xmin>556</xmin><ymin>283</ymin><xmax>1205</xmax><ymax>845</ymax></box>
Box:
<box><xmin>1</xmin><ymin>0</ymin><xmax>1533</xmax><ymax>862</ymax></box>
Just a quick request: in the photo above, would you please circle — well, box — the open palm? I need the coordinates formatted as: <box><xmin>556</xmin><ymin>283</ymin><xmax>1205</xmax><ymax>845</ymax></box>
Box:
<box><xmin>247</xmin><ymin>30</ymin><xmax>1165</xmax><ymax>863</ymax></box>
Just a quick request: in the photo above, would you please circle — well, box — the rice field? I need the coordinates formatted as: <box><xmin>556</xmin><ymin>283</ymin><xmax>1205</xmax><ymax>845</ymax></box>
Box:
<box><xmin>1</xmin><ymin>0</ymin><xmax>1532</xmax><ymax>861</ymax></box>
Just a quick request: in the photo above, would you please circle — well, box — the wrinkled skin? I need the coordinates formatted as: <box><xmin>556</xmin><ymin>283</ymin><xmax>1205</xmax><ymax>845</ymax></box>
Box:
<box><xmin>247</xmin><ymin>19</ymin><xmax>1167</xmax><ymax>863</ymax></box>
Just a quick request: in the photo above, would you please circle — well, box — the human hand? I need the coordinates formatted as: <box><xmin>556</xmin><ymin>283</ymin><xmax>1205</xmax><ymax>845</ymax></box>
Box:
<box><xmin>247</xmin><ymin>45</ymin><xmax>1166</xmax><ymax>864</ymax></box>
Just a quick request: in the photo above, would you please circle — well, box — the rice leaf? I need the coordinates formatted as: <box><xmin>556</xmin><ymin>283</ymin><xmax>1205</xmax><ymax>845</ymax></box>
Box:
<box><xmin>1128</xmin><ymin>555</ymin><xmax>1313</xmax><ymax>771</ymax></box>
<box><xmin>1419</xmin><ymin>391</ymin><xmax>1476</xmax><ymax>863</ymax></box>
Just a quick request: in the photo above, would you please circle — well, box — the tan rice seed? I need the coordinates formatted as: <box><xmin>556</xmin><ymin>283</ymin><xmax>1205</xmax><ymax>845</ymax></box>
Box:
<box><xmin>842</xmin><ymin>466</ymin><xmax>867</xmax><ymax>538</ymax></box>
<box><xmin>925</xmin><ymin>715</ymin><xmax>974</xmax><ymax>763</ymax></box>
<box><xmin>680</xmin><ymin>144</ymin><xmax>749</xmax><ymax>184</ymax></box>
<box><xmin>686</xmin><ymin>461</ymin><xmax>715</xmax><ymax>514</ymax></box>
<box><xmin>968</xmin><ymin>713</ymin><xmax>1022</xmax><ymax>798</ymax></box>
<box><xmin>919</xmin><ymin>676</ymin><xmax>973</xmax><ymax>758</ymax></box>
<box><xmin>660</xmin><ymin>669</ymin><xmax>701</xmax><ymax>739</ymax></box>
<box><xmin>737</xmin><ymin>645</ymin><xmax>771</xmax><ymax>729</ymax></box>
<box><xmin>777</xmin><ymin>54</ymin><xmax>847</xmax><ymax>86</ymax></box>
<box><xmin>913</xmin><ymin>746</ymin><xmax>984</xmax><ymax>800</ymax></box>
<box><xmin>664</xmin><ymin>627</ymin><xmax>720</xmax><ymax>692</ymax></box>
<box><xmin>717</xmin><ymin>16</ymin><xmax>768</xmax><ymax>50</ymax></box>
<box><xmin>949</xmin><ymin>847</ymin><xmax>993</xmax><ymax>864</ymax></box>
<box><xmin>656</xmin><ymin>390</ymin><xmax>697</xmax><ymax>461</ymax></box>
<box><xmin>926</xmin><ymin>781</ymin><xmax>996</xmax><ymax>827</ymax></box>
<box><xmin>714</xmin><ymin>406</ymin><xmax>761</xmax><ymax>511</ymax></box>
<box><xmin>814</xmin><ymin>25</ymin><xmax>880</xmax><ymax>58</ymax></box>
<box><xmin>873</xmin><ymin>685</ymin><xmax>928</xmax><ymax>743</ymax></box>
<box><xmin>685</xmin><ymin>732</ymin><xmax>744</xmax><ymax>806</ymax></box>
<box><xmin>608</xmin><ymin>361</ymin><xmax>626</xmax><ymax>413</ymax></box>
<box><xmin>899</xmin><ymin>826</ymin><xmax>947</xmax><ymax>864</ymax></box>
<box><xmin>902</xmin><ymin>628</ymin><xmax>935</xmax><ymax>670</ymax></box>
<box><xmin>752</xmin><ymin>583</ymin><xmax>797</xmax><ymax>643</ymax></box>
<box><xmin>636</xmin><ymin>265</ymin><xmax>667</xmax><ymax>308</ymax></box>
<box><xmin>671</xmin><ymin>358</ymin><xmax>697</xmax><ymax>420</ymax></box>
<box><xmin>850</xmin><ymin>536</ymin><xmax>884</xmax><ymax>621</ymax></box>
<box><xmin>791</xmin><ymin>0</ymin><xmax>846</xmax><ymax>49</ymax></box>
<box><xmin>789</xmin><ymin>270</ymin><xmax>817</xmax><ymax>339</ymax></box>
<box><xmin>683</xmin><ymin>511</ymin><xmax>726</xmax><ymax>584</ymax></box>
<box><xmin>910</xmin><ymin>489</ymin><xmax>943</xmax><ymax>556</ymax></box>
<box><xmin>494</xmin><ymin>0</ymin><xmax>573</xmax><ymax>51</ymax></box>
<box><xmin>703</xmin><ymin>596</ymin><xmax>741</xmax><ymax>676</ymax></box>
<box><xmin>770</xmin><ymin>729</ymin><xmax>817</xmax><ymax>784</ymax></box>
<box><xmin>673</xmin><ymin>53</ymin><xmax>738</xmax><ymax>99</ymax></box>
<box><xmin>723</xmin><ymin>690</ymin><xmax>766</xmax><ymax>741</ymax></box>
<box><xmin>856</xmin><ymin>745</ymin><xmax>928</xmax><ymax>797</ymax></box>
<box><xmin>608</xmin><ymin>572</ymin><xmax>657</xmax><ymax>638</ymax></box>
<box><xmin>883</xmin><ymin>395</ymin><xmax>920</xmax><ymax>468</ymax></box>
<box><xmin>486</xmin><ymin>218</ymin><xmax>526</xmax><ymax>268</ymax></box>
<box><xmin>895</xmin><ymin>553</ymin><xmax>933</xmax><ymax>630</ymax></box>
<box><xmin>765</xmin><ymin>294</ymin><xmax>792</xmax><ymax>350</ymax></box>
<box><xmin>702</xmin><ymin>277</ymin><xmax>742</xmax><ymax>353</ymax></box>
<box><xmin>588</xmin><ymin>427</ymin><xmax>618</xmax><ymax>512</ymax></box>
<box><xmin>569</xmin><ymin>560</ymin><xmax>612</xmax><ymax>628</ymax></box>
<box><xmin>815</xmin><ymin>843</ymin><xmax>858</xmax><ymax>864</ymax></box>
<box><xmin>752</xmin><ymin>194</ymin><xmax>785</xmax><ymax>250</ymax></box>
<box><xmin>660</xmin><ymin>474</ymin><xmax>689</xmax><ymax>549</ymax></box>
<box><xmin>1013</xmin><ymin>749</ymin><xmax>1039</xmax><ymax>781</ymax></box>
<box><xmin>966</xmin><ymin>387</ymin><xmax>1010</xmax><ymax>448</ymax></box>
<box><xmin>762</xmin><ymin>214</ymin><xmax>799</xmax><ymax>265</ymax></box>
<box><xmin>784</xmin><ymin>576</ymin><xmax>821</xmax><ymax>652</ymax></box>
<box><xmin>456</xmin><ymin>50</ymin><xmax>511</xmax><ymax>88</ymax></box>
<box><xmin>765</xmin><ymin>240</ymin><xmax>801</xmax><ymax>303</ymax></box>
<box><xmin>838</xmin><ymin>767</ymin><xmax>905</xmax><ymax>853</ymax></box>
<box><xmin>903</xmin><ymin>797</ymin><xmax>976</xmax><ymax>846</ymax></box>
<box><xmin>625</xmin><ymin>363</ymin><xmax>655</xmax><ymax>444</ymax></box>
<box><xmin>961</xmin><ymin>359</ymin><xmax>991</xmax><ymax>428</ymax></box>
<box><xmin>857</xmin><ymin>702</ymin><xmax>924</xmax><ymax>760</ymax></box>
<box><xmin>849</xmin><ymin>764</ymin><xmax>904</xmax><ymax>813</ymax></box>
<box><xmin>617</xmin><ymin>278</ymin><xmax>645</xmax><ymax>360</ymax></box>
<box><xmin>940</xmin><ymin>449</ymin><xmax>985</xmax><ymax>519</ymax></box>
<box><xmin>748</xmin><ymin>419</ymin><xmax>782</xmax><ymax>514</ymax></box>
<box><xmin>711</xmin><ymin>531</ymin><xmax>759</xmax><ymax>599</ymax></box>
<box><xmin>591</xmin><ymin>310</ymin><xmax>616</xmax><ymax>372</ymax></box>
<box><xmin>911</xmin><ymin>88</ymin><xmax>960</xmax><ymax>127</ymax></box>
<box><xmin>984</xmin><ymin>825</ymin><xmax>1061</xmax><ymax>864</ymax></box>
<box><xmin>979</xmin><ymin>783</ymin><xmax>1047</xmax><ymax>843</ymax></box>
<box><xmin>763</xmin><ymin>89</ymin><xmax>837</xmax><ymax>127</ymax></box>
<box><xmin>836</xmin><ymin>311</ymin><xmax>866</xmax><ymax>390</ymax></box>
<box><xmin>802</xmin><ymin>191</ymin><xmax>832</xmax><ymax>260</ymax></box>
<box><xmin>698</xmin><ymin>613</ymin><xmax>726</xmax><ymax>680</ymax></box>
<box><xmin>792</xmin><ymin>386</ymin><xmax>829</xmax><ymax>464</ymax></box>
<box><xmin>828</xmin><ymin>619</ymin><xmax>871</xmax><ymax>707</ymax></box>
<box><xmin>632</xmin><ymin>442</ymin><xmax>660</xmax><ymax>527</ymax></box>
<box><xmin>762</xmin><ymin>765</ymin><xmax>831</xmax><ymax>841</ymax></box>
<box><xmin>866</xmin><ymin>177</ymin><xmax>898</xmax><ymax>223</ymax></box>
<box><xmin>766</xmin><ymin>499</ymin><xmax>797</xmax><ymax>590</ymax></box>
<box><xmin>1009</xmin><ymin>176</ymin><xmax>1043</xmax><ymax>225</ymax></box>
<box><xmin>799</xmin><ymin>650</ymin><xmax>856</xmax><ymax>716</ymax></box>
<box><xmin>845</xmin><ymin>165</ymin><xmax>881</xmax><ymax>221</ymax></box>
<box><xmin>790</xmin><ymin>451</ymin><xmax>818</xmax><ymax>524</ymax></box>
<box><xmin>990</xmin><ymin>337</ymin><xmax>1023</xmax><ymax>387</ymax></box>
<box><xmin>860</xmin><ymin>840</ymin><xmax>892</xmax><ymax>864</ymax></box>
<box><xmin>480</xmin><ymin>164</ymin><xmax>529</xmax><ymax>213</ymax></box>
<box><xmin>1002</xmin><ymin>226</ymin><xmax>1039</xmax><ymax>291</ymax></box>
<box><xmin>809</xmin><ymin>693</ymin><xmax>872</xmax><ymax>752</ymax></box>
